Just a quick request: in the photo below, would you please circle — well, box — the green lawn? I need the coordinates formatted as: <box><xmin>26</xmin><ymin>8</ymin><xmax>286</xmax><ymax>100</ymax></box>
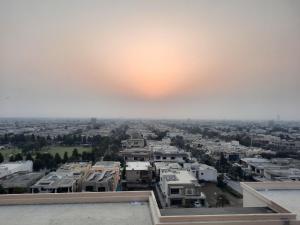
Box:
<box><xmin>0</xmin><ymin>146</ymin><xmax>92</xmax><ymax>160</ymax></box>
<box><xmin>0</xmin><ymin>148</ymin><xmax>22</xmax><ymax>160</ymax></box>
<box><xmin>40</xmin><ymin>146</ymin><xmax>92</xmax><ymax>157</ymax></box>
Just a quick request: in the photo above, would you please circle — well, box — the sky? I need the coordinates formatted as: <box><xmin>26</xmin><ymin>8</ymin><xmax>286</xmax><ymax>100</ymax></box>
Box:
<box><xmin>0</xmin><ymin>0</ymin><xmax>300</xmax><ymax>120</ymax></box>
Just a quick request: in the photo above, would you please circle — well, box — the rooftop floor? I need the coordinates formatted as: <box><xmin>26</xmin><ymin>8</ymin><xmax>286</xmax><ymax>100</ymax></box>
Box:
<box><xmin>258</xmin><ymin>189</ymin><xmax>300</xmax><ymax>219</ymax></box>
<box><xmin>0</xmin><ymin>202</ymin><xmax>152</xmax><ymax>225</ymax></box>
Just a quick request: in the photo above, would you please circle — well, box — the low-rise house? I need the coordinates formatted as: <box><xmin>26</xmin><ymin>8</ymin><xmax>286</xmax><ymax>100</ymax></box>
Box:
<box><xmin>150</xmin><ymin>145</ymin><xmax>190</xmax><ymax>163</ymax></box>
<box><xmin>120</xmin><ymin>148</ymin><xmax>152</xmax><ymax>161</ymax></box>
<box><xmin>31</xmin><ymin>162</ymin><xmax>91</xmax><ymax>193</ymax></box>
<box><xmin>154</xmin><ymin>162</ymin><xmax>182</xmax><ymax>178</ymax></box>
<box><xmin>121</xmin><ymin>138</ymin><xmax>145</xmax><ymax>149</ymax></box>
<box><xmin>0</xmin><ymin>172</ymin><xmax>44</xmax><ymax>194</ymax></box>
<box><xmin>0</xmin><ymin>161</ymin><xmax>33</xmax><ymax>179</ymax></box>
<box><xmin>82</xmin><ymin>161</ymin><xmax>121</xmax><ymax>192</ymax></box>
<box><xmin>125</xmin><ymin>161</ymin><xmax>153</xmax><ymax>189</ymax></box>
<box><xmin>31</xmin><ymin>171</ymin><xmax>77</xmax><ymax>193</ymax></box>
<box><xmin>92</xmin><ymin>161</ymin><xmax>120</xmax><ymax>189</ymax></box>
<box><xmin>264</xmin><ymin>168</ymin><xmax>300</xmax><ymax>181</ymax></box>
<box><xmin>184</xmin><ymin>162</ymin><xmax>217</xmax><ymax>182</ymax></box>
<box><xmin>240</xmin><ymin>158</ymin><xmax>289</xmax><ymax>178</ymax></box>
<box><xmin>82</xmin><ymin>171</ymin><xmax>115</xmax><ymax>192</ymax></box>
<box><xmin>159</xmin><ymin>169</ymin><xmax>206</xmax><ymax>207</ymax></box>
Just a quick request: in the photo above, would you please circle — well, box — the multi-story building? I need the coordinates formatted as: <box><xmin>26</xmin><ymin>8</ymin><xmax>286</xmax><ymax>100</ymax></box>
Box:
<box><xmin>121</xmin><ymin>138</ymin><xmax>145</xmax><ymax>149</ymax></box>
<box><xmin>31</xmin><ymin>162</ymin><xmax>91</xmax><ymax>193</ymax></box>
<box><xmin>82</xmin><ymin>161</ymin><xmax>121</xmax><ymax>192</ymax></box>
<box><xmin>125</xmin><ymin>161</ymin><xmax>153</xmax><ymax>189</ymax></box>
<box><xmin>120</xmin><ymin>148</ymin><xmax>152</xmax><ymax>161</ymax></box>
<box><xmin>159</xmin><ymin>169</ymin><xmax>206</xmax><ymax>207</ymax></box>
<box><xmin>154</xmin><ymin>162</ymin><xmax>182</xmax><ymax>178</ymax></box>
<box><xmin>184</xmin><ymin>162</ymin><xmax>217</xmax><ymax>182</ymax></box>
<box><xmin>150</xmin><ymin>145</ymin><xmax>190</xmax><ymax>163</ymax></box>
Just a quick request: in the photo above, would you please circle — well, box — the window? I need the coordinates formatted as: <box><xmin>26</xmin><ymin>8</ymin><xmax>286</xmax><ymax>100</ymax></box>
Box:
<box><xmin>170</xmin><ymin>188</ymin><xmax>180</xmax><ymax>195</ymax></box>
<box><xmin>156</xmin><ymin>156</ymin><xmax>161</xmax><ymax>160</ymax></box>
<box><xmin>185</xmin><ymin>188</ymin><xmax>194</xmax><ymax>195</ymax></box>
<box><xmin>170</xmin><ymin>199</ymin><xmax>182</xmax><ymax>206</ymax></box>
<box><xmin>163</xmin><ymin>157</ymin><xmax>167</xmax><ymax>160</ymax></box>
<box><xmin>98</xmin><ymin>187</ymin><xmax>106</xmax><ymax>192</ymax></box>
<box><xmin>201</xmin><ymin>172</ymin><xmax>204</xmax><ymax>175</ymax></box>
<box><xmin>86</xmin><ymin>186</ymin><xmax>94</xmax><ymax>192</ymax></box>
<box><xmin>134</xmin><ymin>157</ymin><xmax>138</xmax><ymax>161</ymax></box>
<box><xmin>171</xmin><ymin>156</ymin><xmax>175</xmax><ymax>160</ymax></box>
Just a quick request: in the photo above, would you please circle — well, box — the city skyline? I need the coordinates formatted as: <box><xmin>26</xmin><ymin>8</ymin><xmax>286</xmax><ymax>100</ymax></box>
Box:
<box><xmin>1</xmin><ymin>0</ymin><xmax>300</xmax><ymax>120</ymax></box>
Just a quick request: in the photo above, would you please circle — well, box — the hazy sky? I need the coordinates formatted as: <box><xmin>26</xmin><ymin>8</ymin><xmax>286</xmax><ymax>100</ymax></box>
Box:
<box><xmin>1</xmin><ymin>0</ymin><xmax>300</xmax><ymax>120</ymax></box>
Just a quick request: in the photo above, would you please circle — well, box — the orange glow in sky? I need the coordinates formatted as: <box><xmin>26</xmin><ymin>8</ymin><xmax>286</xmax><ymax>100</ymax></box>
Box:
<box><xmin>91</xmin><ymin>29</ymin><xmax>205</xmax><ymax>100</ymax></box>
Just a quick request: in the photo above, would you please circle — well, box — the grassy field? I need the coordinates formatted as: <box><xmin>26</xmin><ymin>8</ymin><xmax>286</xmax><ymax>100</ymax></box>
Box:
<box><xmin>0</xmin><ymin>148</ymin><xmax>22</xmax><ymax>160</ymax></box>
<box><xmin>0</xmin><ymin>146</ymin><xmax>93</xmax><ymax>160</ymax></box>
<box><xmin>40</xmin><ymin>146</ymin><xmax>93</xmax><ymax>157</ymax></box>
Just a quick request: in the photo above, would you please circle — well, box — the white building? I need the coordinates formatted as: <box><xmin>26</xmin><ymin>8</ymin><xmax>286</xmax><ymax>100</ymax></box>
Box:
<box><xmin>125</xmin><ymin>161</ymin><xmax>153</xmax><ymax>188</ymax></box>
<box><xmin>154</xmin><ymin>162</ymin><xmax>182</xmax><ymax>177</ymax></box>
<box><xmin>184</xmin><ymin>162</ymin><xmax>217</xmax><ymax>182</ymax></box>
<box><xmin>149</xmin><ymin>144</ymin><xmax>190</xmax><ymax>163</ymax></box>
<box><xmin>0</xmin><ymin>161</ymin><xmax>33</xmax><ymax>179</ymax></box>
<box><xmin>159</xmin><ymin>169</ymin><xmax>206</xmax><ymax>207</ymax></box>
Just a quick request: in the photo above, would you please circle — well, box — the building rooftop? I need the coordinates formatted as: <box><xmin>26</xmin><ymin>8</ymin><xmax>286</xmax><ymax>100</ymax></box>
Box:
<box><xmin>154</xmin><ymin>162</ymin><xmax>182</xmax><ymax>170</ymax></box>
<box><xmin>86</xmin><ymin>171</ymin><xmax>113</xmax><ymax>182</ymax></box>
<box><xmin>93</xmin><ymin>161</ymin><xmax>120</xmax><ymax>168</ymax></box>
<box><xmin>0</xmin><ymin>202</ymin><xmax>152</xmax><ymax>225</ymax></box>
<box><xmin>0</xmin><ymin>172</ymin><xmax>44</xmax><ymax>188</ymax></box>
<box><xmin>0</xmin><ymin>183</ymin><xmax>300</xmax><ymax>225</ymax></box>
<box><xmin>31</xmin><ymin>172</ymin><xmax>76</xmax><ymax>189</ymax></box>
<box><xmin>242</xmin><ymin>181</ymin><xmax>300</xmax><ymax>220</ymax></box>
<box><xmin>258</xmin><ymin>189</ymin><xmax>300</xmax><ymax>219</ymax></box>
<box><xmin>161</xmin><ymin>170</ymin><xmax>198</xmax><ymax>184</ymax></box>
<box><xmin>127</xmin><ymin>161</ymin><xmax>151</xmax><ymax>171</ymax></box>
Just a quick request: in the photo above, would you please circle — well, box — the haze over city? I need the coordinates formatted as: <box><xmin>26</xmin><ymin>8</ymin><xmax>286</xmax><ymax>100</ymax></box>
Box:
<box><xmin>1</xmin><ymin>0</ymin><xmax>300</xmax><ymax>120</ymax></box>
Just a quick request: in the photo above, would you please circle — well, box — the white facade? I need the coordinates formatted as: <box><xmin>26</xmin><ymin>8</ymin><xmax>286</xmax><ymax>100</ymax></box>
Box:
<box><xmin>184</xmin><ymin>162</ymin><xmax>217</xmax><ymax>182</ymax></box>
<box><xmin>159</xmin><ymin>169</ymin><xmax>205</xmax><ymax>207</ymax></box>
<box><xmin>0</xmin><ymin>161</ymin><xmax>33</xmax><ymax>179</ymax></box>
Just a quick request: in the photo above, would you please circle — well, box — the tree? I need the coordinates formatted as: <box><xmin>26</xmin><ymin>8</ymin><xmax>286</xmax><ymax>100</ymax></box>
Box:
<box><xmin>54</xmin><ymin>153</ymin><xmax>62</xmax><ymax>165</ymax></box>
<box><xmin>122</xmin><ymin>165</ymin><xmax>126</xmax><ymax>180</ymax></box>
<box><xmin>9</xmin><ymin>155</ymin><xmax>15</xmax><ymax>162</ymax></box>
<box><xmin>0</xmin><ymin>153</ymin><xmax>3</xmax><ymax>163</ymax></box>
<box><xmin>71</xmin><ymin>148</ymin><xmax>80</xmax><ymax>161</ymax></box>
<box><xmin>217</xmin><ymin>174</ymin><xmax>226</xmax><ymax>188</ymax></box>
<box><xmin>0</xmin><ymin>185</ymin><xmax>7</xmax><ymax>194</ymax></box>
<box><xmin>171</xmin><ymin>136</ymin><xmax>185</xmax><ymax>149</ymax></box>
<box><xmin>25</xmin><ymin>153</ymin><xmax>33</xmax><ymax>161</ymax></box>
<box><xmin>63</xmin><ymin>152</ymin><xmax>69</xmax><ymax>163</ymax></box>
<box><xmin>14</xmin><ymin>153</ymin><xmax>23</xmax><ymax>161</ymax></box>
<box><xmin>216</xmin><ymin>194</ymin><xmax>230</xmax><ymax>207</ymax></box>
<box><xmin>33</xmin><ymin>159</ymin><xmax>43</xmax><ymax>171</ymax></box>
<box><xmin>216</xmin><ymin>152</ymin><xmax>230</xmax><ymax>173</ymax></box>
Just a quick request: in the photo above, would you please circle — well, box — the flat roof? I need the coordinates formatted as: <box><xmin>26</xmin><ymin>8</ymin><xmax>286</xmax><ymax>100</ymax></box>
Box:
<box><xmin>94</xmin><ymin>161</ymin><xmax>120</xmax><ymax>167</ymax></box>
<box><xmin>258</xmin><ymin>189</ymin><xmax>300</xmax><ymax>219</ymax></box>
<box><xmin>161</xmin><ymin>170</ymin><xmax>198</xmax><ymax>184</ymax></box>
<box><xmin>127</xmin><ymin>161</ymin><xmax>151</xmax><ymax>170</ymax></box>
<box><xmin>0</xmin><ymin>202</ymin><xmax>152</xmax><ymax>225</ymax></box>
